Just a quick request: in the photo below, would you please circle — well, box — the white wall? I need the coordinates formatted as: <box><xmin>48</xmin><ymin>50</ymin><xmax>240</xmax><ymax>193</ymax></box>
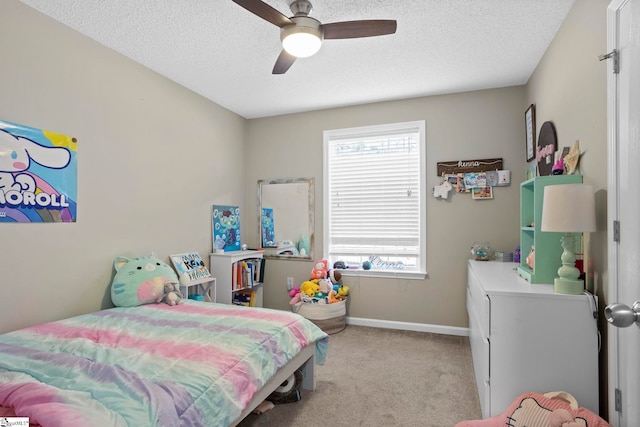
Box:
<box><xmin>0</xmin><ymin>1</ymin><xmax>247</xmax><ymax>334</ymax></box>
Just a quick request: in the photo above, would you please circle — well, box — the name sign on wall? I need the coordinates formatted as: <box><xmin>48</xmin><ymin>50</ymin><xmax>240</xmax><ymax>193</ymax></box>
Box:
<box><xmin>436</xmin><ymin>158</ymin><xmax>503</xmax><ymax>176</ymax></box>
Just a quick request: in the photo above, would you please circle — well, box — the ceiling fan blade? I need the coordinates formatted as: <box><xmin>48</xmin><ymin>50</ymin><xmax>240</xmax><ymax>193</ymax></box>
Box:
<box><xmin>232</xmin><ymin>0</ymin><xmax>294</xmax><ymax>28</ymax></box>
<box><xmin>321</xmin><ymin>20</ymin><xmax>397</xmax><ymax>39</ymax></box>
<box><xmin>272</xmin><ymin>50</ymin><xmax>297</xmax><ymax>74</ymax></box>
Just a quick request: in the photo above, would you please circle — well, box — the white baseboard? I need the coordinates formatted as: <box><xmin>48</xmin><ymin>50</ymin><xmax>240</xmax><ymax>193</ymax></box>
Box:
<box><xmin>346</xmin><ymin>316</ymin><xmax>469</xmax><ymax>337</ymax></box>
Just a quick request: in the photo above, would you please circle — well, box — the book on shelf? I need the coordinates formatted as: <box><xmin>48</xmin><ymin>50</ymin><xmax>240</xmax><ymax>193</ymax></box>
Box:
<box><xmin>231</xmin><ymin>258</ymin><xmax>265</xmax><ymax>290</ymax></box>
<box><xmin>232</xmin><ymin>289</ymin><xmax>256</xmax><ymax>307</ymax></box>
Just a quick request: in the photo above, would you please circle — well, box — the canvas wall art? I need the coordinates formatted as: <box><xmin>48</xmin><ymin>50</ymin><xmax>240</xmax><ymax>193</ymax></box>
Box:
<box><xmin>212</xmin><ymin>205</ymin><xmax>241</xmax><ymax>252</ymax></box>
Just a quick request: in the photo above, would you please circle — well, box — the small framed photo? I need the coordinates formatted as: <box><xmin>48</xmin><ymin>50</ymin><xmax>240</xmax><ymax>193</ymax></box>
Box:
<box><xmin>525</xmin><ymin>104</ymin><xmax>536</xmax><ymax>162</ymax></box>
<box><xmin>472</xmin><ymin>186</ymin><xmax>493</xmax><ymax>200</ymax></box>
<box><xmin>456</xmin><ymin>173</ymin><xmax>469</xmax><ymax>193</ymax></box>
<box><xmin>445</xmin><ymin>174</ymin><xmax>458</xmax><ymax>185</ymax></box>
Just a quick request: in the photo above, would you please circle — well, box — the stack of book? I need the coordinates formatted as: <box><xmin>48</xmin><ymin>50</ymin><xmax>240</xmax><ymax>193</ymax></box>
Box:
<box><xmin>231</xmin><ymin>258</ymin><xmax>265</xmax><ymax>290</ymax></box>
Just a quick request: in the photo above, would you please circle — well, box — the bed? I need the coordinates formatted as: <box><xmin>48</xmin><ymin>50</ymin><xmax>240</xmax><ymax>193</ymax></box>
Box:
<box><xmin>0</xmin><ymin>301</ymin><xmax>329</xmax><ymax>426</ymax></box>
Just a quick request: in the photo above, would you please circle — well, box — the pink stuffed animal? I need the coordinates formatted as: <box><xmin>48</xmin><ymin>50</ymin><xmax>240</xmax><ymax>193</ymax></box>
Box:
<box><xmin>548</xmin><ymin>409</ymin><xmax>586</xmax><ymax>427</ymax></box>
<box><xmin>288</xmin><ymin>286</ymin><xmax>300</xmax><ymax>298</ymax></box>
<box><xmin>288</xmin><ymin>286</ymin><xmax>302</xmax><ymax>305</ymax></box>
<box><xmin>455</xmin><ymin>391</ymin><xmax>609</xmax><ymax>427</ymax></box>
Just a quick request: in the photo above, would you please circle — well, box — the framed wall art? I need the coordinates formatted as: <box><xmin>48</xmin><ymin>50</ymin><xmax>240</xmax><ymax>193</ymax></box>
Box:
<box><xmin>525</xmin><ymin>104</ymin><xmax>536</xmax><ymax>162</ymax></box>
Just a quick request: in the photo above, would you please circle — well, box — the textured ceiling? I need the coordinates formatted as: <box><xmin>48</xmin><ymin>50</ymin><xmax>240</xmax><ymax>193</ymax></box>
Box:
<box><xmin>19</xmin><ymin>0</ymin><xmax>575</xmax><ymax>119</ymax></box>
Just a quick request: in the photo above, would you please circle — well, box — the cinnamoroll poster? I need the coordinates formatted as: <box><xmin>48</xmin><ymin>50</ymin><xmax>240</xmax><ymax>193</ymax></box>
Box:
<box><xmin>0</xmin><ymin>119</ymin><xmax>77</xmax><ymax>222</ymax></box>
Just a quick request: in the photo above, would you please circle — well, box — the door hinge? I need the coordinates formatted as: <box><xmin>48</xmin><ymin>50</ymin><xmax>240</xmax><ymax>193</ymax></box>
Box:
<box><xmin>615</xmin><ymin>388</ymin><xmax>622</xmax><ymax>412</ymax></box>
<box><xmin>613</xmin><ymin>220</ymin><xmax>620</xmax><ymax>242</ymax></box>
<box><xmin>599</xmin><ymin>49</ymin><xmax>619</xmax><ymax>74</ymax></box>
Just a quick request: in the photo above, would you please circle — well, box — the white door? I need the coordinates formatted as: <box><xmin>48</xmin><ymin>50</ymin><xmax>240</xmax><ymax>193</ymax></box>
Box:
<box><xmin>605</xmin><ymin>1</ymin><xmax>640</xmax><ymax>426</ymax></box>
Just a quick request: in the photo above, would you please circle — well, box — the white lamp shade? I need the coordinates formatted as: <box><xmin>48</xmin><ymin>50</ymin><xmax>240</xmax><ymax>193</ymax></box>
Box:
<box><xmin>280</xmin><ymin>17</ymin><xmax>323</xmax><ymax>58</ymax></box>
<box><xmin>541</xmin><ymin>184</ymin><xmax>596</xmax><ymax>232</ymax></box>
<box><xmin>282</xmin><ymin>31</ymin><xmax>322</xmax><ymax>57</ymax></box>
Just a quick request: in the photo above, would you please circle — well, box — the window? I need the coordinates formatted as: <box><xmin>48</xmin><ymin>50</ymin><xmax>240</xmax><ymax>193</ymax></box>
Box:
<box><xmin>323</xmin><ymin>120</ymin><xmax>426</xmax><ymax>278</ymax></box>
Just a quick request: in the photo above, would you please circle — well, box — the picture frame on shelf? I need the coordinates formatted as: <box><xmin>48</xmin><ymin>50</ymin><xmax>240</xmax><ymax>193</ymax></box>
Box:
<box><xmin>170</xmin><ymin>252</ymin><xmax>211</xmax><ymax>282</ymax></box>
<box><xmin>212</xmin><ymin>205</ymin><xmax>241</xmax><ymax>252</ymax></box>
<box><xmin>525</xmin><ymin>104</ymin><xmax>536</xmax><ymax>162</ymax></box>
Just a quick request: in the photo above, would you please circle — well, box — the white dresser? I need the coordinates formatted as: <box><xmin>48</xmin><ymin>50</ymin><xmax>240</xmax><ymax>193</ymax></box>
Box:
<box><xmin>467</xmin><ymin>260</ymin><xmax>599</xmax><ymax>417</ymax></box>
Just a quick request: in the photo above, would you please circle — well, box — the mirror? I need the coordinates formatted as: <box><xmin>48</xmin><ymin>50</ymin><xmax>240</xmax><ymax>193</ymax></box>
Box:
<box><xmin>258</xmin><ymin>178</ymin><xmax>314</xmax><ymax>260</ymax></box>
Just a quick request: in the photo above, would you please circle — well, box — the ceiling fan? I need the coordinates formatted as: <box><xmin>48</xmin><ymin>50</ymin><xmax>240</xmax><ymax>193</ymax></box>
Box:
<box><xmin>232</xmin><ymin>0</ymin><xmax>397</xmax><ymax>74</ymax></box>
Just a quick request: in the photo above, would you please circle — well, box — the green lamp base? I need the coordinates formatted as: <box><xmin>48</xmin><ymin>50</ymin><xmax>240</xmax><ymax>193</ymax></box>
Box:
<box><xmin>554</xmin><ymin>277</ymin><xmax>584</xmax><ymax>295</ymax></box>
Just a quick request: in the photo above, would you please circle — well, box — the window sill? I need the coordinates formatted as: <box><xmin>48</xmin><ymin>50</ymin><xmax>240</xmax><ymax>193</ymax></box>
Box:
<box><xmin>336</xmin><ymin>269</ymin><xmax>427</xmax><ymax>280</ymax></box>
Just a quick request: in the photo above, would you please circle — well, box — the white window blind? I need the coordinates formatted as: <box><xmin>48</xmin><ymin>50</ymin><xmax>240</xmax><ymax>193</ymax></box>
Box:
<box><xmin>324</xmin><ymin>121</ymin><xmax>426</xmax><ymax>275</ymax></box>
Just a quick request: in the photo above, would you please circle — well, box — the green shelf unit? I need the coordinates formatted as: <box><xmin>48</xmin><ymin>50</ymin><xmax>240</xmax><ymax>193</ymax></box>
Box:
<box><xmin>517</xmin><ymin>174</ymin><xmax>583</xmax><ymax>284</ymax></box>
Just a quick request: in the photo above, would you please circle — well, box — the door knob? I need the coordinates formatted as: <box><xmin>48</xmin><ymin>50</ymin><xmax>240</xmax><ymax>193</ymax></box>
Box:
<box><xmin>604</xmin><ymin>301</ymin><xmax>640</xmax><ymax>328</ymax></box>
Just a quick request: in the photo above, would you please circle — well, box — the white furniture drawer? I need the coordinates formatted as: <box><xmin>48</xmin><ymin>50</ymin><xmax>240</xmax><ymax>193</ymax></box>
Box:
<box><xmin>467</xmin><ymin>260</ymin><xmax>599</xmax><ymax>418</ymax></box>
<box><xmin>467</xmin><ymin>288</ymin><xmax>491</xmax><ymax>417</ymax></box>
<box><xmin>467</xmin><ymin>267</ymin><xmax>490</xmax><ymax>339</ymax></box>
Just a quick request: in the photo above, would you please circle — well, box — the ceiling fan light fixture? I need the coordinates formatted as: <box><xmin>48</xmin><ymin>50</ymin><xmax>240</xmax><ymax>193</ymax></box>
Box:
<box><xmin>281</xmin><ymin>17</ymin><xmax>323</xmax><ymax>58</ymax></box>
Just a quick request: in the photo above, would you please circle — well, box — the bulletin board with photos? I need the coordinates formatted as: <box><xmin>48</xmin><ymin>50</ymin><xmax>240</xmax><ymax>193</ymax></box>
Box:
<box><xmin>433</xmin><ymin>158</ymin><xmax>510</xmax><ymax>201</ymax></box>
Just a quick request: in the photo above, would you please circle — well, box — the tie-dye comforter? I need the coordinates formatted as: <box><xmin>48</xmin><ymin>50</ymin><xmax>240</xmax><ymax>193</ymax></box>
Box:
<box><xmin>0</xmin><ymin>301</ymin><xmax>329</xmax><ymax>426</ymax></box>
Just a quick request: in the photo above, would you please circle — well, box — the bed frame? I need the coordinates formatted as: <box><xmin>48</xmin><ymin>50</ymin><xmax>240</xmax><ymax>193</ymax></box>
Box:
<box><xmin>230</xmin><ymin>343</ymin><xmax>317</xmax><ymax>426</ymax></box>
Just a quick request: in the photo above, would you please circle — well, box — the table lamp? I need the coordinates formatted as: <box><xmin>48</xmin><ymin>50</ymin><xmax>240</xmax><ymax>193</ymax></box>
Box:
<box><xmin>541</xmin><ymin>184</ymin><xmax>596</xmax><ymax>294</ymax></box>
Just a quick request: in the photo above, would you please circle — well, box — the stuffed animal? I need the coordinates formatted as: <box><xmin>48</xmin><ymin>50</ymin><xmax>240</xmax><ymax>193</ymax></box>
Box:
<box><xmin>111</xmin><ymin>254</ymin><xmax>179</xmax><ymax>307</ymax></box>
<box><xmin>289</xmin><ymin>292</ymin><xmax>303</xmax><ymax>305</ymax></box>
<box><xmin>526</xmin><ymin>245</ymin><xmax>535</xmax><ymax>269</ymax></box>
<box><xmin>548</xmin><ymin>409</ymin><xmax>585</xmax><ymax>427</ymax></box>
<box><xmin>310</xmin><ymin>259</ymin><xmax>328</xmax><ymax>280</ymax></box>
<box><xmin>432</xmin><ymin>179</ymin><xmax>453</xmax><ymax>199</ymax></box>
<box><xmin>288</xmin><ymin>286</ymin><xmax>302</xmax><ymax>304</ymax></box>
<box><xmin>318</xmin><ymin>279</ymin><xmax>332</xmax><ymax>294</ymax></box>
<box><xmin>455</xmin><ymin>391</ymin><xmax>609</xmax><ymax>427</ymax></box>
<box><xmin>161</xmin><ymin>281</ymin><xmax>184</xmax><ymax>306</ymax></box>
<box><xmin>327</xmin><ymin>269</ymin><xmax>343</xmax><ymax>286</ymax></box>
<box><xmin>337</xmin><ymin>285</ymin><xmax>350</xmax><ymax>298</ymax></box>
<box><xmin>300</xmin><ymin>280</ymin><xmax>320</xmax><ymax>297</ymax></box>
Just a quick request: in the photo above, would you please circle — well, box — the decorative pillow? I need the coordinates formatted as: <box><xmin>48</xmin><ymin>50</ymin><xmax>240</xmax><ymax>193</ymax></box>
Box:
<box><xmin>111</xmin><ymin>254</ymin><xmax>179</xmax><ymax>307</ymax></box>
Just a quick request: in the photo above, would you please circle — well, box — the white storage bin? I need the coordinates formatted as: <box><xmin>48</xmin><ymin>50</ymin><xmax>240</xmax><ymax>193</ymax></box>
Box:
<box><xmin>293</xmin><ymin>299</ymin><xmax>347</xmax><ymax>334</ymax></box>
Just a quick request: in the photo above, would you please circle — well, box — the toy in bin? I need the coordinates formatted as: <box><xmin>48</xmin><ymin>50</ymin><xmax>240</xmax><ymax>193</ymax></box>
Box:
<box><xmin>287</xmin><ymin>259</ymin><xmax>349</xmax><ymax>334</ymax></box>
<box><xmin>288</xmin><ymin>259</ymin><xmax>349</xmax><ymax>305</ymax></box>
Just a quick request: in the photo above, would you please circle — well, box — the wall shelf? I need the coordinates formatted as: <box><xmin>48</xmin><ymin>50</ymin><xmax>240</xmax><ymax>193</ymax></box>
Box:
<box><xmin>517</xmin><ymin>174</ymin><xmax>582</xmax><ymax>284</ymax></box>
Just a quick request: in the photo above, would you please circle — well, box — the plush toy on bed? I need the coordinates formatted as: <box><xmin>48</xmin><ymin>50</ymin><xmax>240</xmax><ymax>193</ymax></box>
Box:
<box><xmin>111</xmin><ymin>254</ymin><xmax>181</xmax><ymax>307</ymax></box>
<box><xmin>161</xmin><ymin>281</ymin><xmax>184</xmax><ymax>306</ymax></box>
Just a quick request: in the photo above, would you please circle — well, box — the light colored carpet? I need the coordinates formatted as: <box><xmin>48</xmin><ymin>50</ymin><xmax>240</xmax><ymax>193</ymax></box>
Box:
<box><xmin>238</xmin><ymin>325</ymin><xmax>482</xmax><ymax>426</ymax></box>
